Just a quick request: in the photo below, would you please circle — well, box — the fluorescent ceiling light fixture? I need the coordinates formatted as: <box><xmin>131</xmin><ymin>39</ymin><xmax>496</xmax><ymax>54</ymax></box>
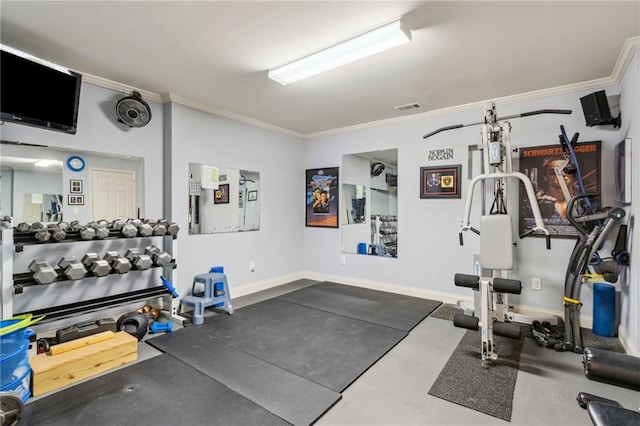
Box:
<box><xmin>268</xmin><ymin>18</ymin><xmax>411</xmax><ymax>85</ymax></box>
<box><xmin>34</xmin><ymin>159</ymin><xmax>61</xmax><ymax>167</ymax></box>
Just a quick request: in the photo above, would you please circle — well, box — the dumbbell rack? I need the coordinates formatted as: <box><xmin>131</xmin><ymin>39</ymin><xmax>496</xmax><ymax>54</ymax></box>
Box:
<box><xmin>0</xmin><ymin>228</ymin><xmax>179</xmax><ymax>323</ymax></box>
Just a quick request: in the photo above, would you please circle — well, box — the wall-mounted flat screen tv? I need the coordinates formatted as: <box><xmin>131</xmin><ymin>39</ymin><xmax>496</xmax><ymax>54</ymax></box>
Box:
<box><xmin>1</xmin><ymin>44</ymin><xmax>82</xmax><ymax>134</ymax></box>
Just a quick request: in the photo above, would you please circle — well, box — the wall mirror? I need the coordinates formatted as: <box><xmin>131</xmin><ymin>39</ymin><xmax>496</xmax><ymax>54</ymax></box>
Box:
<box><xmin>0</xmin><ymin>142</ymin><xmax>144</xmax><ymax>225</ymax></box>
<box><xmin>188</xmin><ymin>163</ymin><xmax>260</xmax><ymax>234</ymax></box>
<box><xmin>342</xmin><ymin>149</ymin><xmax>398</xmax><ymax>257</ymax></box>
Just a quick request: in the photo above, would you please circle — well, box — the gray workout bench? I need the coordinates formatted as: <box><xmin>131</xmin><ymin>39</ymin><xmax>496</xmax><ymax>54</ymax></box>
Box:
<box><xmin>578</xmin><ymin>347</ymin><xmax>640</xmax><ymax>426</ymax></box>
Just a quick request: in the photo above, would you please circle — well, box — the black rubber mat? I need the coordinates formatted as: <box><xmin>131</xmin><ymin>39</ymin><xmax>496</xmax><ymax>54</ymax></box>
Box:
<box><xmin>277</xmin><ymin>281</ymin><xmax>441</xmax><ymax>331</ymax></box>
<box><xmin>428</xmin><ymin>329</ymin><xmax>523</xmax><ymax>421</ymax></box>
<box><xmin>147</xmin><ymin>331</ymin><xmax>340</xmax><ymax>425</ymax></box>
<box><xmin>150</xmin><ymin>298</ymin><xmax>407</xmax><ymax>392</ymax></box>
<box><xmin>21</xmin><ymin>354</ymin><xmax>289</xmax><ymax>426</ymax></box>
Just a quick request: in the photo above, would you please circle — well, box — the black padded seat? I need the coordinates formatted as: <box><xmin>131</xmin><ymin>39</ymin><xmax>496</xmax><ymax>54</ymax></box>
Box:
<box><xmin>587</xmin><ymin>401</ymin><xmax>640</xmax><ymax>426</ymax></box>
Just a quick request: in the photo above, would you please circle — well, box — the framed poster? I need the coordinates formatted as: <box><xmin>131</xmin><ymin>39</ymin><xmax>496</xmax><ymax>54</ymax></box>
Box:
<box><xmin>68</xmin><ymin>195</ymin><xmax>84</xmax><ymax>205</ymax></box>
<box><xmin>214</xmin><ymin>183</ymin><xmax>230</xmax><ymax>204</ymax></box>
<box><xmin>306</xmin><ymin>167</ymin><xmax>339</xmax><ymax>228</ymax></box>
<box><xmin>419</xmin><ymin>165</ymin><xmax>461</xmax><ymax>199</ymax></box>
<box><xmin>70</xmin><ymin>179</ymin><xmax>83</xmax><ymax>194</ymax></box>
<box><xmin>519</xmin><ymin>141</ymin><xmax>601</xmax><ymax>238</ymax></box>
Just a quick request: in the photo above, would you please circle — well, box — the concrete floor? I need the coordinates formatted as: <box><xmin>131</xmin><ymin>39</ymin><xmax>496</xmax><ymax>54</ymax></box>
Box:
<box><xmin>316</xmin><ymin>316</ymin><xmax>639</xmax><ymax>426</ymax></box>
<box><xmin>28</xmin><ymin>280</ymin><xmax>639</xmax><ymax>425</ymax></box>
<box><xmin>228</xmin><ymin>279</ymin><xmax>640</xmax><ymax>425</ymax></box>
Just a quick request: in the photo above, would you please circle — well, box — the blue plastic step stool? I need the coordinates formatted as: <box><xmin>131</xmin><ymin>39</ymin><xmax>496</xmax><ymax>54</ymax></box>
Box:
<box><xmin>179</xmin><ymin>272</ymin><xmax>233</xmax><ymax>325</ymax></box>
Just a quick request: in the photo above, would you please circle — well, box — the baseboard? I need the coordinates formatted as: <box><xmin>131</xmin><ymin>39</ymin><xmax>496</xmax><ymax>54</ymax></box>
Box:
<box><xmin>301</xmin><ymin>271</ymin><xmax>474</xmax><ymax>306</ymax></box>
<box><xmin>617</xmin><ymin>325</ymin><xmax>639</xmax><ymax>355</ymax></box>
<box><xmin>230</xmin><ymin>272</ymin><xmax>307</xmax><ymax>298</ymax></box>
<box><xmin>235</xmin><ymin>271</ymin><xmax>638</xmax><ymax>355</ymax></box>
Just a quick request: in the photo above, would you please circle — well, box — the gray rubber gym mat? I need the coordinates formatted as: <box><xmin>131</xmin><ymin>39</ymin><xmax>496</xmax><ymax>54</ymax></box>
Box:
<box><xmin>428</xmin><ymin>329</ymin><xmax>523</xmax><ymax>421</ymax></box>
<box><xmin>150</xmin><ymin>298</ymin><xmax>407</xmax><ymax>392</ymax></box>
<box><xmin>21</xmin><ymin>354</ymin><xmax>289</xmax><ymax>426</ymax></box>
<box><xmin>277</xmin><ymin>281</ymin><xmax>441</xmax><ymax>331</ymax></box>
<box><xmin>147</xmin><ymin>332</ymin><xmax>341</xmax><ymax>425</ymax></box>
<box><xmin>429</xmin><ymin>303</ymin><xmax>463</xmax><ymax>321</ymax></box>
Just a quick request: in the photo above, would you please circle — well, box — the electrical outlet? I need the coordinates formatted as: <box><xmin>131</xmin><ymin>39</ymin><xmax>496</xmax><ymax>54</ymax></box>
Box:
<box><xmin>340</xmin><ymin>256</ymin><xmax>346</xmax><ymax>265</ymax></box>
<box><xmin>531</xmin><ymin>277</ymin><xmax>541</xmax><ymax>291</ymax></box>
<box><xmin>249</xmin><ymin>260</ymin><xmax>255</xmax><ymax>271</ymax></box>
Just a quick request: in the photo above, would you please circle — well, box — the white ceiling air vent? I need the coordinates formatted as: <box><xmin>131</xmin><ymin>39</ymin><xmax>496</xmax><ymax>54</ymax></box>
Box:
<box><xmin>394</xmin><ymin>102</ymin><xmax>422</xmax><ymax>112</ymax></box>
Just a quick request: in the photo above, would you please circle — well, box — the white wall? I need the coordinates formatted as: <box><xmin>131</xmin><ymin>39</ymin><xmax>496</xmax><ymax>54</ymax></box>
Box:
<box><xmin>304</xmin><ymin>85</ymin><xmax>636</xmax><ymax>351</ymax></box>
<box><xmin>617</xmin><ymin>50</ymin><xmax>638</xmax><ymax>352</ymax></box>
<box><xmin>0</xmin><ymin>83</ymin><xmax>164</xmax><ymax>219</ymax></box>
<box><xmin>167</xmin><ymin>103</ymin><xmax>304</xmax><ymax>298</ymax></box>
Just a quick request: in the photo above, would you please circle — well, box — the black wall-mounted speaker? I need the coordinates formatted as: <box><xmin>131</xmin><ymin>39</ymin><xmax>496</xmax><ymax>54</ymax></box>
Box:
<box><xmin>580</xmin><ymin>90</ymin><xmax>613</xmax><ymax>127</ymax></box>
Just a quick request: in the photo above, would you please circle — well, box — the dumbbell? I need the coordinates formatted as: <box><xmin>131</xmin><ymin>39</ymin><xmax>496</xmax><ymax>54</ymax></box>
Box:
<box><xmin>81</xmin><ymin>253</ymin><xmax>111</xmax><ymax>277</ymax></box>
<box><xmin>47</xmin><ymin>223</ymin><xmax>67</xmax><ymax>242</ymax></box>
<box><xmin>159</xmin><ymin>219</ymin><xmax>180</xmax><ymax>236</ymax></box>
<box><xmin>103</xmin><ymin>251</ymin><xmax>132</xmax><ymax>274</ymax></box>
<box><xmin>150</xmin><ymin>321</ymin><xmax>173</xmax><ymax>334</ymax></box>
<box><xmin>145</xmin><ymin>245</ymin><xmax>172</xmax><ymax>266</ymax></box>
<box><xmin>125</xmin><ymin>248</ymin><xmax>153</xmax><ymax>270</ymax></box>
<box><xmin>85</xmin><ymin>221</ymin><xmax>110</xmax><ymax>240</ymax></box>
<box><xmin>28</xmin><ymin>259</ymin><xmax>58</xmax><ymax>284</ymax></box>
<box><xmin>15</xmin><ymin>222</ymin><xmax>52</xmax><ymax>242</ymax></box>
<box><xmin>147</xmin><ymin>220</ymin><xmax>167</xmax><ymax>236</ymax></box>
<box><xmin>57</xmin><ymin>256</ymin><xmax>87</xmax><ymax>280</ymax></box>
<box><xmin>15</xmin><ymin>222</ymin><xmax>31</xmax><ymax>232</ymax></box>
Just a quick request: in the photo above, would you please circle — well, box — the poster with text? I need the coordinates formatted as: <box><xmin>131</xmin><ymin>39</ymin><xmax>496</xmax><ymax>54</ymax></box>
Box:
<box><xmin>519</xmin><ymin>141</ymin><xmax>601</xmax><ymax>238</ymax></box>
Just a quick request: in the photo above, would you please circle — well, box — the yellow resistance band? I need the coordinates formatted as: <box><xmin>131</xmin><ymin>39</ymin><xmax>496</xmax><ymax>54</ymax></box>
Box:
<box><xmin>563</xmin><ymin>296</ymin><xmax>582</xmax><ymax>306</ymax></box>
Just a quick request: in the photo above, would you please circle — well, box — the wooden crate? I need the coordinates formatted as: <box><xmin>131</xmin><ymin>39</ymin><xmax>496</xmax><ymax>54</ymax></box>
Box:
<box><xmin>30</xmin><ymin>331</ymin><xmax>138</xmax><ymax>396</ymax></box>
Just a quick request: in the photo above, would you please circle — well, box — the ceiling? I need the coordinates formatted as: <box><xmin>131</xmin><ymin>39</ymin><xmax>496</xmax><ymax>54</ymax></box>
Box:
<box><xmin>1</xmin><ymin>2</ymin><xmax>638</xmax><ymax>137</ymax></box>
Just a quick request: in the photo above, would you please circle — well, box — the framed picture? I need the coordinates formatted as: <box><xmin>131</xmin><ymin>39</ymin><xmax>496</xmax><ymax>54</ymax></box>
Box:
<box><xmin>519</xmin><ymin>141</ymin><xmax>601</xmax><ymax>238</ymax></box>
<box><xmin>68</xmin><ymin>195</ymin><xmax>84</xmax><ymax>205</ymax></box>
<box><xmin>419</xmin><ymin>165</ymin><xmax>461</xmax><ymax>199</ymax></box>
<box><xmin>214</xmin><ymin>184</ymin><xmax>230</xmax><ymax>204</ymax></box>
<box><xmin>70</xmin><ymin>179</ymin><xmax>83</xmax><ymax>194</ymax></box>
<box><xmin>248</xmin><ymin>190</ymin><xmax>258</xmax><ymax>201</ymax></box>
<box><xmin>306</xmin><ymin>167</ymin><xmax>339</xmax><ymax>228</ymax></box>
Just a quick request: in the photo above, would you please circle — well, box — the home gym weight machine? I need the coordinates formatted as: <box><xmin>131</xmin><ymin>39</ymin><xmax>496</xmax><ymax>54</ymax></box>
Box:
<box><xmin>423</xmin><ymin>102</ymin><xmax>571</xmax><ymax>366</ymax></box>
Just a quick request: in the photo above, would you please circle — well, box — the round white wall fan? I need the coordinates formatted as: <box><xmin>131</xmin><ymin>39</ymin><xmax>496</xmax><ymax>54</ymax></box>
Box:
<box><xmin>116</xmin><ymin>91</ymin><xmax>152</xmax><ymax>128</ymax></box>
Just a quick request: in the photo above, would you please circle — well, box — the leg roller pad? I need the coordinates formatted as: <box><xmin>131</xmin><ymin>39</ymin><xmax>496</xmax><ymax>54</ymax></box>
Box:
<box><xmin>583</xmin><ymin>347</ymin><xmax>640</xmax><ymax>391</ymax></box>
<box><xmin>453</xmin><ymin>313</ymin><xmax>479</xmax><ymax>330</ymax></box>
<box><xmin>492</xmin><ymin>321</ymin><xmax>522</xmax><ymax>340</ymax></box>
<box><xmin>492</xmin><ymin>277</ymin><xmax>522</xmax><ymax>294</ymax></box>
<box><xmin>576</xmin><ymin>392</ymin><xmax>622</xmax><ymax>410</ymax></box>
<box><xmin>454</xmin><ymin>273</ymin><xmax>480</xmax><ymax>290</ymax></box>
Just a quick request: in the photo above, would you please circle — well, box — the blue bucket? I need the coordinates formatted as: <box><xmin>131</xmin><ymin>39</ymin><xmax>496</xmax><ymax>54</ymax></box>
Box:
<box><xmin>1</xmin><ymin>314</ymin><xmax>42</xmax><ymax>402</ymax></box>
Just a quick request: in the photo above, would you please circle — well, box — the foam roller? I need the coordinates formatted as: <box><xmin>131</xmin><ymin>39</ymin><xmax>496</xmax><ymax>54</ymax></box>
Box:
<box><xmin>492</xmin><ymin>321</ymin><xmax>522</xmax><ymax>340</ymax></box>
<box><xmin>492</xmin><ymin>277</ymin><xmax>522</xmax><ymax>294</ymax></box>
<box><xmin>454</xmin><ymin>273</ymin><xmax>480</xmax><ymax>290</ymax></box>
<box><xmin>583</xmin><ymin>347</ymin><xmax>640</xmax><ymax>391</ymax></box>
<box><xmin>453</xmin><ymin>313</ymin><xmax>479</xmax><ymax>330</ymax></box>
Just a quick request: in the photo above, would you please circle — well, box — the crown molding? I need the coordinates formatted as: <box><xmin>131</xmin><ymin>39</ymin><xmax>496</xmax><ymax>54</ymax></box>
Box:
<box><xmin>163</xmin><ymin>92</ymin><xmax>304</xmax><ymax>139</ymax></box>
<box><xmin>78</xmin><ymin>36</ymin><xmax>639</xmax><ymax>140</ymax></box>
<box><xmin>81</xmin><ymin>74</ymin><xmax>163</xmax><ymax>104</ymax></box>
<box><xmin>611</xmin><ymin>35</ymin><xmax>640</xmax><ymax>83</ymax></box>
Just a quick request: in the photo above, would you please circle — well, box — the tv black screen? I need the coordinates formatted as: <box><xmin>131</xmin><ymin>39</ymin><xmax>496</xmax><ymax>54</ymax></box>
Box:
<box><xmin>1</xmin><ymin>45</ymin><xmax>82</xmax><ymax>134</ymax></box>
